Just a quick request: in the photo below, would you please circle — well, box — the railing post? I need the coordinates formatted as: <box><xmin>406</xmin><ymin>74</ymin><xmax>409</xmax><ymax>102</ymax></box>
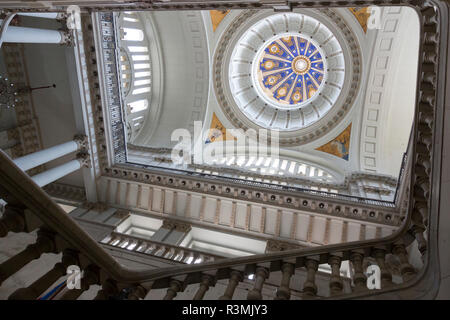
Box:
<box><xmin>0</xmin><ymin>205</ymin><xmax>25</xmax><ymax>237</ymax></box>
<box><xmin>328</xmin><ymin>255</ymin><xmax>344</xmax><ymax>295</ymax></box>
<box><xmin>302</xmin><ymin>258</ymin><xmax>319</xmax><ymax>299</ymax></box>
<box><xmin>219</xmin><ymin>270</ymin><xmax>243</xmax><ymax>300</ymax></box>
<box><xmin>411</xmin><ymin>224</ymin><xmax>427</xmax><ymax>257</ymax></box>
<box><xmin>275</xmin><ymin>262</ymin><xmax>294</xmax><ymax>300</ymax></box>
<box><xmin>163</xmin><ymin>279</ymin><xmax>184</xmax><ymax>300</ymax></box>
<box><xmin>247</xmin><ymin>267</ymin><xmax>269</xmax><ymax>300</ymax></box>
<box><xmin>373</xmin><ymin>248</ymin><xmax>393</xmax><ymax>288</ymax></box>
<box><xmin>94</xmin><ymin>278</ymin><xmax>119</xmax><ymax>300</ymax></box>
<box><xmin>0</xmin><ymin>230</ymin><xmax>55</xmax><ymax>285</ymax></box>
<box><xmin>8</xmin><ymin>249</ymin><xmax>79</xmax><ymax>300</ymax></box>
<box><xmin>350</xmin><ymin>251</ymin><xmax>367</xmax><ymax>292</ymax></box>
<box><xmin>392</xmin><ymin>243</ymin><xmax>416</xmax><ymax>282</ymax></box>
<box><xmin>193</xmin><ymin>274</ymin><xmax>215</xmax><ymax>300</ymax></box>
<box><xmin>127</xmin><ymin>284</ymin><xmax>151</xmax><ymax>300</ymax></box>
<box><xmin>136</xmin><ymin>242</ymin><xmax>148</xmax><ymax>253</ymax></box>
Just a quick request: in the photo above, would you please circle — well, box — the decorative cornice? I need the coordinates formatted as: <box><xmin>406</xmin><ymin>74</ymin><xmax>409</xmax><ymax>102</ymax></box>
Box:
<box><xmin>43</xmin><ymin>182</ymin><xmax>87</xmax><ymax>204</ymax></box>
<box><xmin>265</xmin><ymin>239</ymin><xmax>306</xmax><ymax>252</ymax></box>
<box><xmin>101</xmin><ymin>168</ymin><xmax>405</xmax><ymax>228</ymax></box>
<box><xmin>128</xmin><ymin>145</ymin><xmax>398</xmax><ymax>195</ymax></box>
<box><xmin>161</xmin><ymin>219</ymin><xmax>192</xmax><ymax>233</ymax></box>
<box><xmin>128</xmin><ymin>144</ymin><xmax>171</xmax><ymax>154</ymax></box>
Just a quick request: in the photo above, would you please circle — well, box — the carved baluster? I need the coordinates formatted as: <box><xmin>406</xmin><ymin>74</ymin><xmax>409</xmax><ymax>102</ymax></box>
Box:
<box><xmin>328</xmin><ymin>255</ymin><xmax>343</xmax><ymax>296</ymax></box>
<box><xmin>136</xmin><ymin>242</ymin><xmax>148</xmax><ymax>252</ymax></box>
<box><xmin>0</xmin><ymin>206</ymin><xmax>25</xmax><ymax>237</ymax></box>
<box><xmin>127</xmin><ymin>240</ymin><xmax>139</xmax><ymax>251</ymax></box>
<box><xmin>173</xmin><ymin>249</ymin><xmax>184</xmax><ymax>261</ymax></box>
<box><xmin>247</xmin><ymin>267</ymin><xmax>269</xmax><ymax>300</ymax></box>
<box><xmin>0</xmin><ymin>230</ymin><xmax>55</xmax><ymax>285</ymax></box>
<box><xmin>411</xmin><ymin>224</ymin><xmax>427</xmax><ymax>257</ymax></box>
<box><xmin>177</xmin><ymin>248</ymin><xmax>185</xmax><ymax>260</ymax></box>
<box><xmin>161</xmin><ymin>246</ymin><xmax>171</xmax><ymax>259</ymax></box>
<box><xmin>107</xmin><ymin>235</ymin><xmax>120</xmax><ymax>246</ymax></box>
<box><xmin>192</xmin><ymin>252</ymin><xmax>201</xmax><ymax>263</ymax></box>
<box><xmin>94</xmin><ymin>279</ymin><xmax>119</xmax><ymax>300</ymax></box>
<box><xmin>392</xmin><ymin>243</ymin><xmax>416</xmax><ymax>282</ymax></box>
<box><xmin>302</xmin><ymin>259</ymin><xmax>318</xmax><ymax>299</ymax></box>
<box><xmin>350</xmin><ymin>252</ymin><xmax>367</xmax><ymax>292</ymax></box>
<box><xmin>145</xmin><ymin>244</ymin><xmax>158</xmax><ymax>254</ymax></box>
<box><xmin>117</xmin><ymin>238</ymin><xmax>128</xmax><ymax>248</ymax></box>
<box><xmin>373</xmin><ymin>248</ymin><xmax>392</xmax><ymax>288</ymax></box>
<box><xmin>165</xmin><ymin>247</ymin><xmax>176</xmax><ymax>259</ymax></box>
<box><xmin>193</xmin><ymin>274</ymin><xmax>215</xmax><ymax>300</ymax></box>
<box><xmin>9</xmin><ymin>250</ymin><xmax>79</xmax><ymax>300</ymax></box>
<box><xmin>60</xmin><ymin>265</ymin><xmax>99</xmax><ymax>300</ymax></box>
<box><xmin>129</xmin><ymin>240</ymin><xmax>140</xmax><ymax>251</ymax></box>
<box><xmin>219</xmin><ymin>270</ymin><xmax>243</xmax><ymax>300</ymax></box>
<box><xmin>127</xmin><ymin>283</ymin><xmax>152</xmax><ymax>300</ymax></box>
<box><xmin>163</xmin><ymin>279</ymin><xmax>183</xmax><ymax>300</ymax></box>
<box><xmin>275</xmin><ymin>262</ymin><xmax>294</xmax><ymax>300</ymax></box>
<box><xmin>183</xmin><ymin>252</ymin><xmax>195</xmax><ymax>264</ymax></box>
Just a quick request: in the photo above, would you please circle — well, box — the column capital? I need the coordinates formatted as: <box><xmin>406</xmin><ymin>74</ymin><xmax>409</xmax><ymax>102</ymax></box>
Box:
<box><xmin>58</xmin><ymin>29</ymin><xmax>74</xmax><ymax>46</ymax></box>
<box><xmin>56</xmin><ymin>12</ymin><xmax>69</xmax><ymax>21</ymax></box>
<box><xmin>76</xmin><ymin>151</ymin><xmax>90</xmax><ymax>168</ymax></box>
<box><xmin>73</xmin><ymin>134</ymin><xmax>88</xmax><ymax>150</ymax></box>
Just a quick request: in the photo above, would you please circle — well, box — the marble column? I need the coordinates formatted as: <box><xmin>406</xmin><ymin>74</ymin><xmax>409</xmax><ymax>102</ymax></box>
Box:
<box><xmin>31</xmin><ymin>158</ymin><xmax>84</xmax><ymax>187</ymax></box>
<box><xmin>17</xmin><ymin>13</ymin><xmax>62</xmax><ymax>19</ymax></box>
<box><xmin>13</xmin><ymin>135</ymin><xmax>86</xmax><ymax>171</ymax></box>
<box><xmin>0</xmin><ymin>20</ymin><xmax>68</xmax><ymax>44</ymax></box>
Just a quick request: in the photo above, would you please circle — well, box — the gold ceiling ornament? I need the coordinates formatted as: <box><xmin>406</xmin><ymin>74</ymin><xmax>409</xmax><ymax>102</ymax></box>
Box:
<box><xmin>349</xmin><ymin>7</ymin><xmax>371</xmax><ymax>33</ymax></box>
<box><xmin>210</xmin><ymin>10</ymin><xmax>230</xmax><ymax>32</ymax></box>
<box><xmin>205</xmin><ymin>112</ymin><xmax>236</xmax><ymax>144</ymax></box>
<box><xmin>316</xmin><ymin>123</ymin><xmax>352</xmax><ymax>160</ymax></box>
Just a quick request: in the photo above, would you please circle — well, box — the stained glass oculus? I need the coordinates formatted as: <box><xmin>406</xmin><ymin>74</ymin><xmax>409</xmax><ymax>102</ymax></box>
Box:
<box><xmin>255</xmin><ymin>35</ymin><xmax>325</xmax><ymax>107</ymax></box>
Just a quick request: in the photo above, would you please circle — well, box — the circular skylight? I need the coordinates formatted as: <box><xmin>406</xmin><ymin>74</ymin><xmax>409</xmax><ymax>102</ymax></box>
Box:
<box><xmin>253</xmin><ymin>34</ymin><xmax>326</xmax><ymax>109</ymax></box>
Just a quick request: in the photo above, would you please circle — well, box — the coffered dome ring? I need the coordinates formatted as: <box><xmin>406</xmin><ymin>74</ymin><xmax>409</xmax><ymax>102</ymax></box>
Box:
<box><xmin>213</xmin><ymin>9</ymin><xmax>362</xmax><ymax>146</ymax></box>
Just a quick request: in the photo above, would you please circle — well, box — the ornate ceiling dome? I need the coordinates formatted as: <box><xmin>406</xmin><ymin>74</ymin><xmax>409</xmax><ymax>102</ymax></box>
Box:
<box><xmin>253</xmin><ymin>34</ymin><xmax>327</xmax><ymax>109</ymax></box>
<box><xmin>214</xmin><ymin>9</ymin><xmax>361</xmax><ymax>146</ymax></box>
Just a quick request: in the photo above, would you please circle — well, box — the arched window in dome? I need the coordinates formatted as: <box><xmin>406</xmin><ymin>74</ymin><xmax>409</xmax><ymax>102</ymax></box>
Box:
<box><xmin>193</xmin><ymin>155</ymin><xmax>337</xmax><ymax>186</ymax></box>
<box><xmin>122</xmin><ymin>27</ymin><xmax>144</xmax><ymax>41</ymax></box>
<box><xmin>128</xmin><ymin>46</ymin><xmax>148</xmax><ymax>53</ymax></box>
<box><xmin>128</xmin><ymin>99</ymin><xmax>148</xmax><ymax>113</ymax></box>
<box><xmin>117</xmin><ymin>11</ymin><xmax>153</xmax><ymax>141</ymax></box>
